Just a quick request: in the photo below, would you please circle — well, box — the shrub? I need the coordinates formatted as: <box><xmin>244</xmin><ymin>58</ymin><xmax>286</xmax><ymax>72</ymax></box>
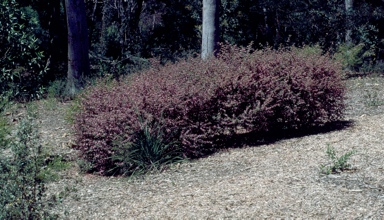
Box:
<box><xmin>0</xmin><ymin>92</ymin><xmax>12</xmax><ymax>148</ymax></box>
<box><xmin>0</xmin><ymin>0</ymin><xmax>48</xmax><ymax>99</ymax></box>
<box><xmin>0</xmin><ymin>117</ymin><xmax>58</xmax><ymax>219</ymax></box>
<box><xmin>333</xmin><ymin>43</ymin><xmax>366</xmax><ymax>71</ymax></box>
<box><xmin>73</xmin><ymin>43</ymin><xmax>345</xmax><ymax>175</ymax></box>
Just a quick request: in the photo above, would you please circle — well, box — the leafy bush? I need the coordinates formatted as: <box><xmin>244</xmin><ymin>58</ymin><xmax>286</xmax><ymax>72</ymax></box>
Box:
<box><xmin>333</xmin><ymin>43</ymin><xmax>366</xmax><ymax>71</ymax></box>
<box><xmin>0</xmin><ymin>92</ymin><xmax>12</xmax><ymax>148</ymax></box>
<box><xmin>0</xmin><ymin>115</ymin><xmax>11</xmax><ymax>149</ymax></box>
<box><xmin>0</xmin><ymin>117</ymin><xmax>57</xmax><ymax>219</ymax></box>
<box><xmin>73</xmin><ymin>43</ymin><xmax>345</xmax><ymax>175</ymax></box>
<box><xmin>0</xmin><ymin>0</ymin><xmax>48</xmax><ymax>99</ymax></box>
<box><xmin>333</xmin><ymin>42</ymin><xmax>383</xmax><ymax>73</ymax></box>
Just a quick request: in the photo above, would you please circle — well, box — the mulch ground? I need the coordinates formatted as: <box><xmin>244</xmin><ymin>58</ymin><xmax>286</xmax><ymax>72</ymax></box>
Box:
<box><xmin>37</xmin><ymin>75</ymin><xmax>384</xmax><ymax>219</ymax></box>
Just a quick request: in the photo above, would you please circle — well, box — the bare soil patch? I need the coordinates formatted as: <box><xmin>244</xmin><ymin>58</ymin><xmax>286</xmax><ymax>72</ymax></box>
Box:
<box><xmin>38</xmin><ymin>76</ymin><xmax>384</xmax><ymax>219</ymax></box>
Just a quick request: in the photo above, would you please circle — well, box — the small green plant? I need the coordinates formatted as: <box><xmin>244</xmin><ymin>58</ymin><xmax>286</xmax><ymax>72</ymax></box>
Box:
<box><xmin>108</xmin><ymin>119</ymin><xmax>184</xmax><ymax>176</ymax></box>
<box><xmin>38</xmin><ymin>156</ymin><xmax>72</xmax><ymax>182</ymax></box>
<box><xmin>76</xmin><ymin>158</ymin><xmax>94</xmax><ymax>174</ymax></box>
<box><xmin>364</xmin><ymin>89</ymin><xmax>384</xmax><ymax>107</ymax></box>
<box><xmin>47</xmin><ymin>79</ymin><xmax>67</xmax><ymax>99</ymax></box>
<box><xmin>320</xmin><ymin>144</ymin><xmax>356</xmax><ymax>175</ymax></box>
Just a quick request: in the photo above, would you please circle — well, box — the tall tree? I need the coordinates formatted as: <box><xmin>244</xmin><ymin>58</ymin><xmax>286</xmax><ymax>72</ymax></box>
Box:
<box><xmin>201</xmin><ymin>0</ymin><xmax>220</xmax><ymax>59</ymax></box>
<box><xmin>345</xmin><ymin>0</ymin><xmax>354</xmax><ymax>45</ymax></box>
<box><xmin>65</xmin><ymin>0</ymin><xmax>90</xmax><ymax>96</ymax></box>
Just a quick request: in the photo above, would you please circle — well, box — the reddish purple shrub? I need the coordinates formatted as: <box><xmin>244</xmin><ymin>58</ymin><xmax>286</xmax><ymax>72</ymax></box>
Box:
<box><xmin>73</xmin><ymin>44</ymin><xmax>345</xmax><ymax>175</ymax></box>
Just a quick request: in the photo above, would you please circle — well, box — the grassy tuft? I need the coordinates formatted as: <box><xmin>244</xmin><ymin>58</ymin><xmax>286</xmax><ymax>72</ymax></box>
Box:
<box><xmin>108</xmin><ymin>119</ymin><xmax>184</xmax><ymax>176</ymax></box>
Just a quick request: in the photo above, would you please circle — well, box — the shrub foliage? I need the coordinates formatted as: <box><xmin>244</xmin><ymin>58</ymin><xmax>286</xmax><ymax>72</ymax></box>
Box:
<box><xmin>73</xmin><ymin>44</ymin><xmax>346</xmax><ymax>175</ymax></box>
<box><xmin>0</xmin><ymin>117</ymin><xmax>57</xmax><ymax>219</ymax></box>
<box><xmin>0</xmin><ymin>0</ymin><xmax>48</xmax><ymax>99</ymax></box>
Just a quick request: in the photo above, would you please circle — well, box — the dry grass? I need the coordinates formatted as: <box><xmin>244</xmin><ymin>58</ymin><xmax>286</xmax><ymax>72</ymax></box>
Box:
<box><xmin>37</xmin><ymin>75</ymin><xmax>384</xmax><ymax>219</ymax></box>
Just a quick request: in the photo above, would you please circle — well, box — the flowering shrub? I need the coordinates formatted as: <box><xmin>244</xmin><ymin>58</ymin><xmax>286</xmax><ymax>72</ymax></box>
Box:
<box><xmin>73</xmin><ymin>44</ymin><xmax>345</xmax><ymax>175</ymax></box>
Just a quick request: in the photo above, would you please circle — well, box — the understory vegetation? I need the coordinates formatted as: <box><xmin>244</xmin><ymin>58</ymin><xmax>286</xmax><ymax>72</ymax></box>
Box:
<box><xmin>0</xmin><ymin>99</ymin><xmax>59</xmax><ymax>219</ymax></box>
<box><xmin>73</xmin><ymin>44</ymin><xmax>346</xmax><ymax>175</ymax></box>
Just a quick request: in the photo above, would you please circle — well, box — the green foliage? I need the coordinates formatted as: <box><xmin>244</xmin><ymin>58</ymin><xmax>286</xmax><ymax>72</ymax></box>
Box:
<box><xmin>65</xmin><ymin>98</ymin><xmax>81</xmax><ymax>125</ymax></box>
<box><xmin>0</xmin><ymin>91</ymin><xmax>13</xmax><ymax>113</ymax></box>
<box><xmin>0</xmin><ymin>115</ymin><xmax>11</xmax><ymax>149</ymax></box>
<box><xmin>108</xmin><ymin>119</ymin><xmax>184</xmax><ymax>176</ymax></box>
<box><xmin>0</xmin><ymin>0</ymin><xmax>48</xmax><ymax>99</ymax></box>
<box><xmin>320</xmin><ymin>144</ymin><xmax>356</xmax><ymax>175</ymax></box>
<box><xmin>297</xmin><ymin>44</ymin><xmax>324</xmax><ymax>56</ymax></box>
<box><xmin>89</xmin><ymin>51</ymin><xmax>150</xmax><ymax>80</ymax></box>
<box><xmin>0</xmin><ymin>117</ymin><xmax>58</xmax><ymax>219</ymax></box>
<box><xmin>38</xmin><ymin>156</ymin><xmax>72</xmax><ymax>183</ymax></box>
<box><xmin>364</xmin><ymin>89</ymin><xmax>384</xmax><ymax>107</ymax></box>
<box><xmin>46</xmin><ymin>79</ymin><xmax>67</xmax><ymax>100</ymax></box>
<box><xmin>333</xmin><ymin>43</ymin><xmax>368</xmax><ymax>71</ymax></box>
<box><xmin>76</xmin><ymin>158</ymin><xmax>93</xmax><ymax>174</ymax></box>
<box><xmin>0</xmin><ymin>92</ymin><xmax>12</xmax><ymax>149</ymax></box>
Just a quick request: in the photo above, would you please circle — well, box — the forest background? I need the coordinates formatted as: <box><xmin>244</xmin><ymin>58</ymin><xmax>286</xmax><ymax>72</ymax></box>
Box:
<box><xmin>1</xmin><ymin>0</ymin><xmax>384</xmax><ymax>99</ymax></box>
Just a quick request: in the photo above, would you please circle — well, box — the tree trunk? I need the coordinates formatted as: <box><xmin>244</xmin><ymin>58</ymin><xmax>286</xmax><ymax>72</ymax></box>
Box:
<box><xmin>65</xmin><ymin>0</ymin><xmax>90</xmax><ymax>97</ymax></box>
<box><xmin>201</xmin><ymin>0</ymin><xmax>220</xmax><ymax>60</ymax></box>
<box><xmin>345</xmin><ymin>0</ymin><xmax>354</xmax><ymax>45</ymax></box>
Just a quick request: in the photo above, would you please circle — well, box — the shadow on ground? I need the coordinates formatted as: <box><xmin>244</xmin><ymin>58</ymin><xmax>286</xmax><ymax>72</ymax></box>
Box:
<box><xmin>224</xmin><ymin>120</ymin><xmax>354</xmax><ymax>149</ymax></box>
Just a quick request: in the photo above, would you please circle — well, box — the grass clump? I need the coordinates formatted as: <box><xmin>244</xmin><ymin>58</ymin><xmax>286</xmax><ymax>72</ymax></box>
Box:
<box><xmin>109</xmin><ymin>119</ymin><xmax>184</xmax><ymax>176</ymax></box>
<box><xmin>38</xmin><ymin>155</ymin><xmax>72</xmax><ymax>182</ymax></box>
<box><xmin>73</xmin><ymin>43</ymin><xmax>346</xmax><ymax>175</ymax></box>
<box><xmin>320</xmin><ymin>144</ymin><xmax>356</xmax><ymax>175</ymax></box>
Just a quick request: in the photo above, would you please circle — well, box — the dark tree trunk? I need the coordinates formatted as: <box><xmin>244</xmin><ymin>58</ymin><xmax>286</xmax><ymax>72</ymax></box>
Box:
<box><xmin>132</xmin><ymin>0</ymin><xmax>144</xmax><ymax>34</ymax></box>
<box><xmin>65</xmin><ymin>0</ymin><xmax>90</xmax><ymax>97</ymax></box>
<box><xmin>201</xmin><ymin>0</ymin><xmax>220</xmax><ymax>60</ymax></box>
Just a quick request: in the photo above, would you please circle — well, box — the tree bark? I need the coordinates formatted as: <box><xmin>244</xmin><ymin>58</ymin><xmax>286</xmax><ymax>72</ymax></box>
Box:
<box><xmin>65</xmin><ymin>0</ymin><xmax>90</xmax><ymax>97</ymax></box>
<box><xmin>345</xmin><ymin>0</ymin><xmax>354</xmax><ymax>45</ymax></box>
<box><xmin>201</xmin><ymin>0</ymin><xmax>220</xmax><ymax>60</ymax></box>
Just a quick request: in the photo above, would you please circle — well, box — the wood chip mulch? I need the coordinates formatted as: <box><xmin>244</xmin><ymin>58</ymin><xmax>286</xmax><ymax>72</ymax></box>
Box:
<box><xmin>43</xmin><ymin>76</ymin><xmax>384</xmax><ymax>219</ymax></box>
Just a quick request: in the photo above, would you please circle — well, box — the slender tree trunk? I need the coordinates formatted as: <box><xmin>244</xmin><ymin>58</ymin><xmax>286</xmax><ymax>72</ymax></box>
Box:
<box><xmin>46</xmin><ymin>0</ymin><xmax>66</xmax><ymax>81</ymax></box>
<box><xmin>65</xmin><ymin>0</ymin><xmax>90</xmax><ymax>97</ymax></box>
<box><xmin>201</xmin><ymin>0</ymin><xmax>220</xmax><ymax>60</ymax></box>
<box><xmin>132</xmin><ymin>0</ymin><xmax>144</xmax><ymax>33</ymax></box>
<box><xmin>100</xmin><ymin>1</ymin><xmax>111</xmax><ymax>56</ymax></box>
<box><xmin>345</xmin><ymin>0</ymin><xmax>354</xmax><ymax>45</ymax></box>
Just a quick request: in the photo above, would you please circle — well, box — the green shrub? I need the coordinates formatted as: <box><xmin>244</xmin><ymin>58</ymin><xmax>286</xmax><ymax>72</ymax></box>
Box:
<box><xmin>0</xmin><ymin>116</ymin><xmax>11</xmax><ymax>149</ymax></box>
<box><xmin>73</xmin><ymin>43</ymin><xmax>346</xmax><ymax>175</ymax></box>
<box><xmin>0</xmin><ymin>118</ymin><xmax>57</xmax><ymax>219</ymax></box>
<box><xmin>333</xmin><ymin>43</ymin><xmax>377</xmax><ymax>72</ymax></box>
<box><xmin>0</xmin><ymin>0</ymin><xmax>48</xmax><ymax>99</ymax></box>
<box><xmin>0</xmin><ymin>92</ymin><xmax>12</xmax><ymax>149</ymax></box>
<box><xmin>46</xmin><ymin>79</ymin><xmax>67</xmax><ymax>100</ymax></box>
